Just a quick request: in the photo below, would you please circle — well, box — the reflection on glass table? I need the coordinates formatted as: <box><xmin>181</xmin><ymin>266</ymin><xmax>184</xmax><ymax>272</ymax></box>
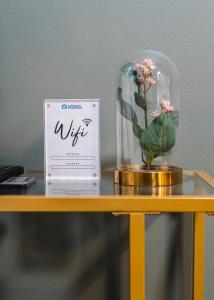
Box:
<box><xmin>45</xmin><ymin>179</ymin><xmax>100</xmax><ymax>196</ymax></box>
<box><xmin>115</xmin><ymin>170</ymin><xmax>214</xmax><ymax>196</ymax></box>
<box><xmin>0</xmin><ymin>170</ymin><xmax>212</xmax><ymax>196</ymax></box>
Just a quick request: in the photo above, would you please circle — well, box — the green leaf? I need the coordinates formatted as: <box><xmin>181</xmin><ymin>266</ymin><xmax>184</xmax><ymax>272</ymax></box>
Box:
<box><xmin>121</xmin><ymin>63</ymin><xmax>135</xmax><ymax>80</ymax></box>
<box><xmin>117</xmin><ymin>87</ymin><xmax>144</xmax><ymax>139</ymax></box>
<box><xmin>135</xmin><ymin>93</ymin><xmax>153</xmax><ymax>110</ymax></box>
<box><xmin>134</xmin><ymin>92</ymin><xmax>146</xmax><ymax>110</ymax></box>
<box><xmin>140</xmin><ymin>111</ymin><xmax>179</xmax><ymax>159</ymax></box>
<box><xmin>170</xmin><ymin>111</ymin><xmax>179</xmax><ymax>127</ymax></box>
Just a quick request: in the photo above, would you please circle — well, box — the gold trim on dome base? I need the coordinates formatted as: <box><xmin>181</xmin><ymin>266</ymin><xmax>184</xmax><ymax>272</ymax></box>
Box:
<box><xmin>114</xmin><ymin>165</ymin><xmax>183</xmax><ymax>187</ymax></box>
<box><xmin>114</xmin><ymin>183</ymin><xmax>183</xmax><ymax>196</ymax></box>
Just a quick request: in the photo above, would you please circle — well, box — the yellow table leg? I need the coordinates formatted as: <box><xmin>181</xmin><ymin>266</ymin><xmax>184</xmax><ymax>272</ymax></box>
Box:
<box><xmin>130</xmin><ymin>213</ymin><xmax>145</xmax><ymax>300</ymax></box>
<box><xmin>194</xmin><ymin>212</ymin><xmax>205</xmax><ymax>300</ymax></box>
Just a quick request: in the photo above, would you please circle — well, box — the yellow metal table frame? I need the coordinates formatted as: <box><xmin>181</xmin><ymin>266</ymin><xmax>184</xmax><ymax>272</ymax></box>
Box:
<box><xmin>0</xmin><ymin>170</ymin><xmax>213</xmax><ymax>300</ymax></box>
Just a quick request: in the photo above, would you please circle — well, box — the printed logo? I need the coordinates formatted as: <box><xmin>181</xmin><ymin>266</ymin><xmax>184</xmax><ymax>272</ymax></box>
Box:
<box><xmin>61</xmin><ymin>104</ymin><xmax>82</xmax><ymax>109</ymax></box>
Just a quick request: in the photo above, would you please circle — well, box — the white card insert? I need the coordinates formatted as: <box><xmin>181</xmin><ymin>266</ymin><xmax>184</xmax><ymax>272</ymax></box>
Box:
<box><xmin>44</xmin><ymin>99</ymin><xmax>100</xmax><ymax>180</ymax></box>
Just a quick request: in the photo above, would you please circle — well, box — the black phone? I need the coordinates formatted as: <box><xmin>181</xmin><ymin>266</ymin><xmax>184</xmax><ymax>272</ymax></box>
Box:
<box><xmin>0</xmin><ymin>177</ymin><xmax>36</xmax><ymax>189</ymax></box>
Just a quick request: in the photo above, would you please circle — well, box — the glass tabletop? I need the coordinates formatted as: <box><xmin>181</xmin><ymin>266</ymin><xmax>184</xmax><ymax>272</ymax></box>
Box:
<box><xmin>0</xmin><ymin>170</ymin><xmax>213</xmax><ymax>196</ymax></box>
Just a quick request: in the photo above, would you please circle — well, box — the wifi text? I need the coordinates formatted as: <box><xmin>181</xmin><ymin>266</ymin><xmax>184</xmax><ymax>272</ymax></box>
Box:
<box><xmin>54</xmin><ymin>120</ymin><xmax>88</xmax><ymax>146</ymax></box>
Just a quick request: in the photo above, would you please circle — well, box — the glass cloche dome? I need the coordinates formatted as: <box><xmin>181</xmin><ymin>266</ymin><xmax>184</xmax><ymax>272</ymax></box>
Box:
<box><xmin>115</xmin><ymin>50</ymin><xmax>183</xmax><ymax>186</ymax></box>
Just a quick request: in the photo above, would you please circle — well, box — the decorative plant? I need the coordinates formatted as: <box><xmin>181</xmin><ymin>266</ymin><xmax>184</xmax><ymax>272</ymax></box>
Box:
<box><xmin>117</xmin><ymin>58</ymin><xmax>179</xmax><ymax>170</ymax></box>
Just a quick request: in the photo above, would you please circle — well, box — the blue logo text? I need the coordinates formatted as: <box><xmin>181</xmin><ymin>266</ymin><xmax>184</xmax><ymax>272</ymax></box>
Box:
<box><xmin>61</xmin><ymin>104</ymin><xmax>82</xmax><ymax>109</ymax></box>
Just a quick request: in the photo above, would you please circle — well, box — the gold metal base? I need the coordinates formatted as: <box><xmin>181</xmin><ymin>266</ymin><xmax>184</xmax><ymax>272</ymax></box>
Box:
<box><xmin>114</xmin><ymin>165</ymin><xmax>183</xmax><ymax>187</ymax></box>
<box><xmin>114</xmin><ymin>183</ymin><xmax>183</xmax><ymax>196</ymax></box>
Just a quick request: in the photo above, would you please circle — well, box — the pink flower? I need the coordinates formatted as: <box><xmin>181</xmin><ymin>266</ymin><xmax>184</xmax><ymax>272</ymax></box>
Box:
<box><xmin>142</xmin><ymin>58</ymin><xmax>154</xmax><ymax>68</ymax></box>
<box><xmin>137</xmin><ymin>76</ymin><xmax>156</xmax><ymax>85</ymax></box>
<box><xmin>150</xmin><ymin>110</ymin><xmax>160</xmax><ymax>117</ymax></box>
<box><xmin>160</xmin><ymin>99</ymin><xmax>174</xmax><ymax>112</ymax></box>
<box><xmin>134</xmin><ymin>63</ymin><xmax>144</xmax><ymax>72</ymax></box>
<box><xmin>142</xmin><ymin>66</ymin><xmax>150</xmax><ymax>75</ymax></box>
<box><xmin>137</xmin><ymin>76</ymin><xmax>145</xmax><ymax>84</ymax></box>
<box><xmin>134</xmin><ymin>59</ymin><xmax>156</xmax><ymax>86</ymax></box>
<box><xmin>145</xmin><ymin>77</ymin><xmax>156</xmax><ymax>85</ymax></box>
<box><xmin>134</xmin><ymin>58</ymin><xmax>155</xmax><ymax>74</ymax></box>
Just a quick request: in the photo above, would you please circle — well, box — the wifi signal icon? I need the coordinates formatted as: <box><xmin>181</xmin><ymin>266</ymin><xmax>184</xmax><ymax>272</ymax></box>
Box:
<box><xmin>82</xmin><ymin>118</ymin><xmax>92</xmax><ymax>126</ymax></box>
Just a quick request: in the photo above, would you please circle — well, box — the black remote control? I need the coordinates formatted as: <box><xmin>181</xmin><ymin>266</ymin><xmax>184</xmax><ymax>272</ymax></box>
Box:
<box><xmin>0</xmin><ymin>165</ymin><xmax>24</xmax><ymax>183</ymax></box>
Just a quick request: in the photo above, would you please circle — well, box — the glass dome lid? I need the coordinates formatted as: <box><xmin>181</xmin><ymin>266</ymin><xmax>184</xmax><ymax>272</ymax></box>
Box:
<box><xmin>115</xmin><ymin>50</ymin><xmax>183</xmax><ymax>186</ymax></box>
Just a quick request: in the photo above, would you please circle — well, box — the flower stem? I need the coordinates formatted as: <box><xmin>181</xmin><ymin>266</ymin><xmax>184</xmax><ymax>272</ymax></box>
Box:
<box><xmin>143</xmin><ymin>84</ymin><xmax>148</xmax><ymax>128</ymax></box>
<box><xmin>141</xmin><ymin>152</ymin><xmax>147</xmax><ymax>165</ymax></box>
